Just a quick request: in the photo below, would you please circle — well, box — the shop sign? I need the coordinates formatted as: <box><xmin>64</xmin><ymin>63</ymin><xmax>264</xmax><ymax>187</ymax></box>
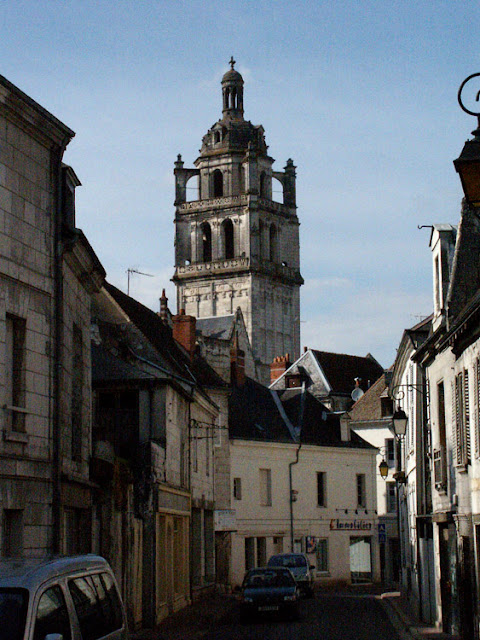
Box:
<box><xmin>214</xmin><ymin>509</ymin><xmax>237</xmax><ymax>531</ymax></box>
<box><xmin>329</xmin><ymin>519</ymin><xmax>373</xmax><ymax>531</ymax></box>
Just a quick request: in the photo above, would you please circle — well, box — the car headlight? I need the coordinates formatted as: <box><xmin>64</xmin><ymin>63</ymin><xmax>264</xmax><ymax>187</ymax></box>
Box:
<box><xmin>284</xmin><ymin>594</ymin><xmax>297</xmax><ymax>601</ymax></box>
<box><xmin>243</xmin><ymin>596</ymin><xmax>253</xmax><ymax>603</ymax></box>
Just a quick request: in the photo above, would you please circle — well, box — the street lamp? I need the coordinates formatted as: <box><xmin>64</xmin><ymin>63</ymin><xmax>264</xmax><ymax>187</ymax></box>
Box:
<box><xmin>392</xmin><ymin>408</ymin><xmax>408</xmax><ymax>438</ymax></box>
<box><xmin>454</xmin><ymin>73</ymin><xmax>480</xmax><ymax>205</ymax></box>
<box><xmin>378</xmin><ymin>458</ymin><xmax>389</xmax><ymax>479</ymax></box>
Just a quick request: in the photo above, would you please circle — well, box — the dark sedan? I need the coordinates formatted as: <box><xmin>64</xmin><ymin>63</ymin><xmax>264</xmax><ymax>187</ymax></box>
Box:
<box><xmin>240</xmin><ymin>566</ymin><xmax>300</xmax><ymax>621</ymax></box>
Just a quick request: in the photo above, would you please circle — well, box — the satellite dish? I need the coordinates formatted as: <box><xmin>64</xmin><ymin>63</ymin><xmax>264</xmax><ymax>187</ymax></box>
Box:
<box><xmin>351</xmin><ymin>387</ymin><xmax>364</xmax><ymax>402</ymax></box>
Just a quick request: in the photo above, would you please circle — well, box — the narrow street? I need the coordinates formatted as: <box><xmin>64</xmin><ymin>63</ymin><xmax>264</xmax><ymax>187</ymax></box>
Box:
<box><xmin>191</xmin><ymin>592</ymin><xmax>403</xmax><ymax>640</ymax></box>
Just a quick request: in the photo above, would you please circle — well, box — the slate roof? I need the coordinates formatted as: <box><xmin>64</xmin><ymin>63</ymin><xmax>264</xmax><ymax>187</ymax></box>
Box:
<box><xmin>229</xmin><ymin>378</ymin><xmax>374</xmax><ymax>449</ymax></box>
<box><xmin>311</xmin><ymin>350</ymin><xmax>384</xmax><ymax>395</ymax></box>
<box><xmin>102</xmin><ymin>282</ymin><xmax>226</xmax><ymax>390</ymax></box>
<box><xmin>279</xmin><ymin>388</ymin><xmax>375</xmax><ymax>449</ymax></box>
<box><xmin>92</xmin><ymin>341</ymin><xmax>152</xmax><ymax>382</ymax></box>
<box><xmin>229</xmin><ymin>377</ymin><xmax>292</xmax><ymax>442</ymax></box>
<box><xmin>196</xmin><ymin>315</ymin><xmax>235</xmax><ymax>340</ymax></box>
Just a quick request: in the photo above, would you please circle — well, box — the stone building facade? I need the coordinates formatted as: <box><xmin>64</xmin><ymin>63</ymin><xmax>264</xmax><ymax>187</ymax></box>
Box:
<box><xmin>173</xmin><ymin>60</ymin><xmax>303</xmax><ymax>384</ymax></box>
<box><xmin>0</xmin><ymin>74</ymin><xmax>105</xmax><ymax>557</ymax></box>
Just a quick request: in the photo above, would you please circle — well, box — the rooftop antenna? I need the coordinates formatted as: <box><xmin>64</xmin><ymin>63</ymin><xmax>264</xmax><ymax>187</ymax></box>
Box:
<box><xmin>127</xmin><ymin>268</ymin><xmax>153</xmax><ymax>295</ymax></box>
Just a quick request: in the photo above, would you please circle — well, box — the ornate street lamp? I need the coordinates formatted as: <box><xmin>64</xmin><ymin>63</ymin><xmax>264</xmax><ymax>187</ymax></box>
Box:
<box><xmin>379</xmin><ymin>458</ymin><xmax>389</xmax><ymax>479</ymax></box>
<box><xmin>392</xmin><ymin>408</ymin><xmax>408</xmax><ymax>438</ymax></box>
<box><xmin>454</xmin><ymin>73</ymin><xmax>480</xmax><ymax>205</ymax></box>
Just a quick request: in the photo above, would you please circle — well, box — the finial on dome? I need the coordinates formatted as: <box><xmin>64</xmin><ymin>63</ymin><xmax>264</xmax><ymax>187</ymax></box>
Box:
<box><xmin>229</xmin><ymin>56</ymin><xmax>236</xmax><ymax>70</ymax></box>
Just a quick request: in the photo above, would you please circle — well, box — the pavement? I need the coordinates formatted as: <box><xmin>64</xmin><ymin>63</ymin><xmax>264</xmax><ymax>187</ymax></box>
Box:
<box><xmin>380</xmin><ymin>590</ymin><xmax>459</xmax><ymax>640</ymax></box>
<box><xmin>131</xmin><ymin>585</ymin><xmax>459</xmax><ymax>640</ymax></box>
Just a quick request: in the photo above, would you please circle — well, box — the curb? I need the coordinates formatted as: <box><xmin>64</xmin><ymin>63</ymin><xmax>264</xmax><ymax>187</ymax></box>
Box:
<box><xmin>378</xmin><ymin>592</ymin><xmax>416</xmax><ymax>640</ymax></box>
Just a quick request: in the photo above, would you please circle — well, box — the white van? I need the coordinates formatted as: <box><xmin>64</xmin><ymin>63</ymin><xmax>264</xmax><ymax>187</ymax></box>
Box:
<box><xmin>0</xmin><ymin>554</ymin><xmax>128</xmax><ymax>640</ymax></box>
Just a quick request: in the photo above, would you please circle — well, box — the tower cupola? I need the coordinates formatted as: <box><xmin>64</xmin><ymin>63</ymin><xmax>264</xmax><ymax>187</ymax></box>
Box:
<box><xmin>222</xmin><ymin>56</ymin><xmax>244</xmax><ymax>121</ymax></box>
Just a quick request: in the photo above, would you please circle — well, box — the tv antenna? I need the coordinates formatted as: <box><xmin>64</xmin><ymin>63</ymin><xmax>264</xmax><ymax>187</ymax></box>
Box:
<box><xmin>127</xmin><ymin>268</ymin><xmax>153</xmax><ymax>295</ymax></box>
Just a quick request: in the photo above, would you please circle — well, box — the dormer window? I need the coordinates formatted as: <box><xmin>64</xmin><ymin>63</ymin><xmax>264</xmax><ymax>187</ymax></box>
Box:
<box><xmin>434</xmin><ymin>254</ymin><xmax>442</xmax><ymax>315</ymax></box>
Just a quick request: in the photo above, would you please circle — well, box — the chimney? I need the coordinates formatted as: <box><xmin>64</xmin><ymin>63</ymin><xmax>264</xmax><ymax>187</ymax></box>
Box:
<box><xmin>159</xmin><ymin>289</ymin><xmax>168</xmax><ymax>320</ymax></box>
<box><xmin>230</xmin><ymin>340</ymin><xmax>246</xmax><ymax>387</ymax></box>
<box><xmin>270</xmin><ymin>354</ymin><xmax>290</xmax><ymax>384</ymax></box>
<box><xmin>340</xmin><ymin>412</ymin><xmax>351</xmax><ymax>442</ymax></box>
<box><xmin>172</xmin><ymin>309</ymin><xmax>196</xmax><ymax>358</ymax></box>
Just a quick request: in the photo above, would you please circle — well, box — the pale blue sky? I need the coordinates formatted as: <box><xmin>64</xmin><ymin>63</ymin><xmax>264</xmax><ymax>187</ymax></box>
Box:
<box><xmin>2</xmin><ymin>0</ymin><xmax>479</xmax><ymax>366</ymax></box>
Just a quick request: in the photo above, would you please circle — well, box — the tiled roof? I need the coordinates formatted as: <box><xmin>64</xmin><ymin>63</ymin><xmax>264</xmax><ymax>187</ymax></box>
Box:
<box><xmin>311</xmin><ymin>350</ymin><xmax>384</xmax><ymax>395</ymax></box>
<box><xmin>348</xmin><ymin>374</ymin><xmax>388</xmax><ymax>422</ymax></box>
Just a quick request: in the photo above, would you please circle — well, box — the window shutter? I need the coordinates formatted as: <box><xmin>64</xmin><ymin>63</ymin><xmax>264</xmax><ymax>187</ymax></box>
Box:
<box><xmin>454</xmin><ymin>377</ymin><xmax>460</xmax><ymax>464</ymax></box>
<box><xmin>464</xmin><ymin>369</ymin><xmax>471</xmax><ymax>463</ymax></box>
<box><xmin>475</xmin><ymin>359</ymin><xmax>480</xmax><ymax>458</ymax></box>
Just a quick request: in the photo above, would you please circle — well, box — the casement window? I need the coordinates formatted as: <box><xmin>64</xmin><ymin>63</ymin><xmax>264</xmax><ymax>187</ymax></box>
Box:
<box><xmin>434</xmin><ymin>380</ymin><xmax>448</xmax><ymax>491</ymax></box>
<box><xmin>356</xmin><ymin>474</ymin><xmax>366</xmax><ymax>508</ymax></box>
<box><xmin>385</xmin><ymin>438</ymin><xmax>395</xmax><ymax>466</ymax></box>
<box><xmin>453</xmin><ymin>370</ymin><xmax>471</xmax><ymax>467</ymax></box>
<box><xmin>233</xmin><ymin>477</ymin><xmax>242</xmax><ymax>500</ymax></box>
<box><xmin>316</xmin><ymin>539</ymin><xmax>328</xmax><ymax>573</ymax></box>
<box><xmin>259</xmin><ymin>468</ymin><xmax>272</xmax><ymax>506</ymax></box>
<box><xmin>386</xmin><ymin>482</ymin><xmax>397</xmax><ymax>513</ymax></box>
<box><xmin>5</xmin><ymin>314</ymin><xmax>27</xmax><ymax>432</ymax></box>
<box><xmin>317</xmin><ymin>472</ymin><xmax>327</xmax><ymax>507</ymax></box>
<box><xmin>71</xmin><ymin>324</ymin><xmax>83</xmax><ymax>461</ymax></box>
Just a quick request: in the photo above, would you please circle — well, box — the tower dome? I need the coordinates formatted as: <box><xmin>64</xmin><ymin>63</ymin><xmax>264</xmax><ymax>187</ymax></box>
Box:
<box><xmin>222</xmin><ymin>57</ymin><xmax>244</xmax><ymax>120</ymax></box>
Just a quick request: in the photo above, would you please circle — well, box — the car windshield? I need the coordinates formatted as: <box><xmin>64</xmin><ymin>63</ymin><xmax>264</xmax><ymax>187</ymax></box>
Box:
<box><xmin>269</xmin><ymin>555</ymin><xmax>307</xmax><ymax>568</ymax></box>
<box><xmin>244</xmin><ymin>570</ymin><xmax>294</xmax><ymax>588</ymax></box>
<box><xmin>0</xmin><ymin>588</ymin><xmax>28</xmax><ymax>640</ymax></box>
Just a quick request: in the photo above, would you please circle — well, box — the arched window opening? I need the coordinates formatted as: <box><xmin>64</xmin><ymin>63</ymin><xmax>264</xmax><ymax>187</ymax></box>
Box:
<box><xmin>259</xmin><ymin>172</ymin><xmax>268</xmax><ymax>198</ymax></box>
<box><xmin>201</xmin><ymin>222</ymin><xmax>212</xmax><ymax>262</ymax></box>
<box><xmin>186</xmin><ymin>175</ymin><xmax>199</xmax><ymax>202</ymax></box>
<box><xmin>269</xmin><ymin>224</ymin><xmax>277</xmax><ymax>262</ymax></box>
<box><xmin>212</xmin><ymin>169</ymin><xmax>223</xmax><ymax>197</ymax></box>
<box><xmin>214</xmin><ymin>131</ymin><xmax>221</xmax><ymax>144</ymax></box>
<box><xmin>222</xmin><ymin>218</ymin><xmax>235</xmax><ymax>259</ymax></box>
<box><xmin>224</xmin><ymin>88</ymin><xmax>230</xmax><ymax>111</ymax></box>
<box><xmin>272</xmin><ymin>177</ymin><xmax>284</xmax><ymax>204</ymax></box>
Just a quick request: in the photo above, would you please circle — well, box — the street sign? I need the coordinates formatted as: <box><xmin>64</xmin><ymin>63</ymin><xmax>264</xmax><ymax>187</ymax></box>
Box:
<box><xmin>378</xmin><ymin>523</ymin><xmax>386</xmax><ymax>543</ymax></box>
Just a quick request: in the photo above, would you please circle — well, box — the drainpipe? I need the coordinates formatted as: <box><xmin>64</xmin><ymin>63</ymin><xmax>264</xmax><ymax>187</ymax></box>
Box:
<box><xmin>288</xmin><ymin>380</ymin><xmax>306</xmax><ymax>552</ymax></box>
<box><xmin>289</xmin><ymin>442</ymin><xmax>302</xmax><ymax>552</ymax></box>
<box><xmin>52</xmin><ymin>145</ymin><xmax>69</xmax><ymax>554</ymax></box>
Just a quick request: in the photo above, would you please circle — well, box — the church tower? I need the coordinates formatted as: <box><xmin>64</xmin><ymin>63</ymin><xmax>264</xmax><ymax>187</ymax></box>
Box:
<box><xmin>173</xmin><ymin>59</ymin><xmax>303</xmax><ymax>381</ymax></box>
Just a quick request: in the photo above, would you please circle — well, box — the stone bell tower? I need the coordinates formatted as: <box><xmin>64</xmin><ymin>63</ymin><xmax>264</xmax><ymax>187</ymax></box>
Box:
<box><xmin>172</xmin><ymin>58</ymin><xmax>303</xmax><ymax>381</ymax></box>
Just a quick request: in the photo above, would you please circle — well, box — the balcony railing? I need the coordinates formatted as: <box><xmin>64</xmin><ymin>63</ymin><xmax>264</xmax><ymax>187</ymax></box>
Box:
<box><xmin>178</xmin><ymin>195</ymin><xmax>247</xmax><ymax>213</ymax></box>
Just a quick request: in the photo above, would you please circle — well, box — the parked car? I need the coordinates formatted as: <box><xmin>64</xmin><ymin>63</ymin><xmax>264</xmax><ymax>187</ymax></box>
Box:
<box><xmin>0</xmin><ymin>554</ymin><xmax>128</xmax><ymax>640</ymax></box>
<box><xmin>240</xmin><ymin>566</ymin><xmax>300</xmax><ymax>621</ymax></box>
<box><xmin>267</xmin><ymin>553</ymin><xmax>315</xmax><ymax>596</ymax></box>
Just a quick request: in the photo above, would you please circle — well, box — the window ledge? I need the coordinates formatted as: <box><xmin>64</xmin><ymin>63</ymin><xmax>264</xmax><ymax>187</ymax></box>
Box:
<box><xmin>455</xmin><ymin>463</ymin><xmax>469</xmax><ymax>474</ymax></box>
<box><xmin>3</xmin><ymin>429</ymin><xmax>28</xmax><ymax>444</ymax></box>
<box><xmin>3</xmin><ymin>404</ymin><xmax>29</xmax><ymax>414</ymax></box>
